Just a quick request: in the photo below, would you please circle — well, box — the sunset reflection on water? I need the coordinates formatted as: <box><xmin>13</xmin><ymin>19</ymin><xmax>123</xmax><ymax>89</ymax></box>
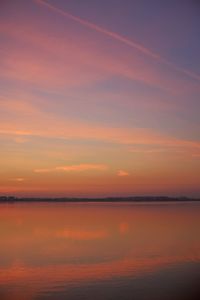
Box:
<box><xmin>0</xmin><ymin>202</ymin><xmax>200</xmax><ymax>300</ymax></box>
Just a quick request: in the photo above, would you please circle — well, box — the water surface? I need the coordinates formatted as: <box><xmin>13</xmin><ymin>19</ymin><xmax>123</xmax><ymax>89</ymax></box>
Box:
<box><xmin>0</xmin><ymin>202</ymin><xmax>200</xmax><ymax>300</ymax></box>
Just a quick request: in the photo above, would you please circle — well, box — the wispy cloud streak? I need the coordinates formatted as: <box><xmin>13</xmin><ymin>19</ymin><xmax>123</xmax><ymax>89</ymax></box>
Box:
<box><xmin>34</xmin><ymin>164</ymin><xmax>108</xmax><ymax>173</ymax></box>
<box><xmin>36</xmin><ymin>0</ymin><xmax>200</xmax><ymax>81</ymax></box>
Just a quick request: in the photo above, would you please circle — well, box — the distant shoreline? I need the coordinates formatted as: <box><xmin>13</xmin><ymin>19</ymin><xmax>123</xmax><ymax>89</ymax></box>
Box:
<box><xmin>0</xmin><ymin>196</ymin><xmax>200</xmax><ymax>202</ymax></box>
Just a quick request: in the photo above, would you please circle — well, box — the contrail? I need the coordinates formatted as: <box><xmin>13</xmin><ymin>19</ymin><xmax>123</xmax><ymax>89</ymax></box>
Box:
<box><xmin>36</xmin><ymin>0</ymin><xmax>200</xmax><ymax>81</ymax></box>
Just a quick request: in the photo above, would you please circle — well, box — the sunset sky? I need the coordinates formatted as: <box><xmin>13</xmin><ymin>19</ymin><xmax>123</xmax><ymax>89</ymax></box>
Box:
<box><xmin>0</xmin><ymin>0</ymin><xmax>200</xmax><ymax>197</ymax></box>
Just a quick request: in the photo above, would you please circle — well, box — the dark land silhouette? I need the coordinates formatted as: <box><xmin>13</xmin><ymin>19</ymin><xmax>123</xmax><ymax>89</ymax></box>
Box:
<box><xmin>0</xmin><ymin>196</ymin><xmax>199</xmax><ymax>202</ymax></box>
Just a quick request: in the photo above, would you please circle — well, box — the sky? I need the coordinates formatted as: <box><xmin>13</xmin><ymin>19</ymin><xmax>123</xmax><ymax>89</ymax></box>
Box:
<box><xmin>0</xmin><ymin>0</ymin><xmax>200</xmax><ymax>197</ymax></box>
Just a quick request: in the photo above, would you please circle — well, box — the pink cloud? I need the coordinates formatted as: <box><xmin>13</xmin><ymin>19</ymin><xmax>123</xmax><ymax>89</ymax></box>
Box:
<box><xmin>36</xmin><ymin>0</ymin><xmax>160</xmax><ymax>60</ymax></box>
<box><xmin>37</xmin><ymin>0</ymin><xmax>200</xmax><ymax>82</ymax></box>
<box><xmin>1</xmin><ymin>15</ymin><xmax>199</xmax><ymax>94</ymax></box>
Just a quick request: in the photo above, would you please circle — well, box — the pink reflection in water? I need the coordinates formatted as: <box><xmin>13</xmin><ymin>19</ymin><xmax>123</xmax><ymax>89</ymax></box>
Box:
<box><xmin>0</xmin><ymin>202</ymin><xmax>200</xmax><ymax>299</ymax></box>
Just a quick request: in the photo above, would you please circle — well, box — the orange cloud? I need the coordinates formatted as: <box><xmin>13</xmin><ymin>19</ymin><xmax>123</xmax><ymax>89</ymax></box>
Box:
<box><xmin>0</xmin><ymin>97</ymin><xmax>38</xmax><ymax>115</ymax></box>
<box><xmin>3</xmin><ymin>119</ymin><xmax>200</xmax><ymax>151</ymax></box>
<box><xmin>13</xmin><ymin>136</ymin><xmax>29</xmax><ymax>144</ymax></box>
<box><xmin>34</xmin><ymin>164</ymin><xmax>108</xmax><ymax>173</ymax></box>
<box><xmin>11</xmin><ymin>178</ymin><xmax>25</xmax><ymax>182</ymax></box>
<box><xmin>1</xmin><ymin>115</ymin><xmax>200</xmax><ymax>154</ymax></box>
<box><xmin>117</xmin><ymin>170</ymin><xmax>130</xmax><ymax>177</ymax></box>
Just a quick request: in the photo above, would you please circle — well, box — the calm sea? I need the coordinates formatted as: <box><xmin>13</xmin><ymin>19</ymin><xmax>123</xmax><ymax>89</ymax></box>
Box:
<box><xmin>0</xmin><ymin>202</ymin><xmax>200</xmax><ymax>300</ymax></box>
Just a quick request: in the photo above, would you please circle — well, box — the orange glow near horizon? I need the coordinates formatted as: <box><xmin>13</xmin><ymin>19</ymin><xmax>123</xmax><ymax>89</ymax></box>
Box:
<box><xmin>0</xmin><ymin>0</ymin><xmax>200</xmax><ymax>197</ymax></box>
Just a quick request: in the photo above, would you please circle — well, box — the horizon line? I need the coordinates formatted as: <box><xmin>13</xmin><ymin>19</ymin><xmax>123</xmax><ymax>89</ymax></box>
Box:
<box><xmin>1</xmin><ymin>195</ymin><xmax>200</xmax><ymax>201</ymax></box>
